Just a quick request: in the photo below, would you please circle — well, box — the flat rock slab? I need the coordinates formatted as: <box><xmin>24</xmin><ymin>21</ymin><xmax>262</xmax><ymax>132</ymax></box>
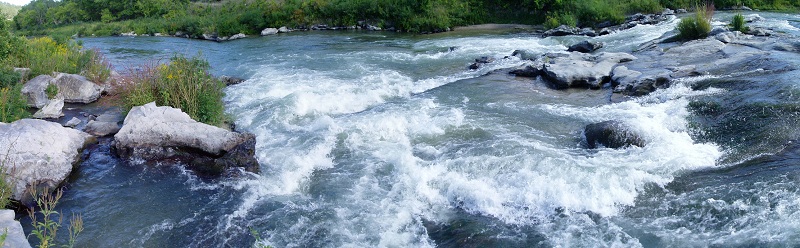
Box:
<box><xmin>0</xmin><ymin>119</ymin><xmax>95</xmax><ymax>204</ymax></box>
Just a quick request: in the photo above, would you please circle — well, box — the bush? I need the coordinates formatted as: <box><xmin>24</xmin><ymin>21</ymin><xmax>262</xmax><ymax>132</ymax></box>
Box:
<box><xmin>16</xmin><ymin>37</ymin><xmax>110</xmax><ymax>82</ymax></box>
<box><xmin>0</xmin><ymin>82</ymin><xmax>30</xmax><ymax>123</ymax></box>
<box><xmin>677</xmin><ymin>5</ymin><xmax>712</xmax><ymax>40</ymax></box>
<box><xmin>544</xmin><ymin>12</ymin><xmax>577</xmax><ymax>29</ymax></box>
<box><xmin>731</xmin><ymin>13</ymin><xmax>748</xmax><ymax>32</ymax></box>
<box><xmin>122</xmin><ymin>55</ymin><xmax>226</xmax><ymax>126</ymax></box>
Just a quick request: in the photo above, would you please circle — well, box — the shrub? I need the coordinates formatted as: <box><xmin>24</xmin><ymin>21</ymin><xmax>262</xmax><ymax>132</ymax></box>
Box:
<box><xmin>16</xmin><ymin>37</ymin><xmax>110</xmax><ymax>83</ymax></box>
<box><xmin>544</xmin><ymin>12</ymin><xmax>577</xmax><ymax>29</ymax></box>
<box><xmin>731</xmin><ymin>13</ymin><xmax>748</xmax><ymax>32</ymax></box>
<box><xmin>677</xmin><ymin>4</ymin><xmax>713</xmax><ymax>40</ymax></box>
<box><xmin>122</xmin><ymin>55</ymin><xmax>226</xmax><ymax>126</ymax></box>
<box><xmin>0</xmin><ymin>67</ymin><xmax>29</xmax><ymax>123</ymax></box>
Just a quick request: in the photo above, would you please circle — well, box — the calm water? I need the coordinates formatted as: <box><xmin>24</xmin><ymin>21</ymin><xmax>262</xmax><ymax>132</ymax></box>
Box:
<box><xmin>32</xmin><ymin>11</ymin><xmax>800</xmax><ymax>247</ymax></box>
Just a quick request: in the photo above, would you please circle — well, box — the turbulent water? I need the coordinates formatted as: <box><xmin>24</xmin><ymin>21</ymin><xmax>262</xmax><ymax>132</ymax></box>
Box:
<box><xmin>46</xmin><ymin>12</ymin><xmax>800</xmax><ymax>247</ymax></box>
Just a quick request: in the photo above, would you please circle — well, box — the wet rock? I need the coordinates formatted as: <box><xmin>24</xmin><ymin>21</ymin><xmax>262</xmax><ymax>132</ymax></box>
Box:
<box><xmin>744</xmin><ymin>14</ymin><xmax>763</xmax><ymax>23</ymax></box>
<box><xmin>664</xmin><ymin>38</ymin><xmax>725</xmax><ymax>60</ymax></box>
<box><xmin>278</xmin><ymin>26</ymin><xmax>291</xmax><ymax>33</ymax></box>
<box><xmin>220</xmin><ymin>75</ymin><xmax>246</xmax><ymax>86</ymax></box>
<box><xmin>509</xmin><ymin>64</ymin><xmax>543</xmax><ymax>78</ymax></box>
<box><xmin>541</xmin><ymin>52</ymin><xmax>636</xmax><ymax>89</ymax></box>
<box><xmin>261</xmin><ymin>28</ymin><xmax>279</xmax><ymax>36</ymax></box>
<box><xmin>84</xmin><ymin>112</ymin><xmax>123</xmax><ymax>137</ymax></box>
<box><xmin>543</xmin><ymin>25</ymin><xmax>580</xmax><ymax>37</ymax></box>
<box><xmin>21</xmin><ymin>75</ymin><xmax>54</xmax><ymax>108</ymax></box>
<box><xmin>583</xmin><ymin>121</ymin><xmax>645</xmax><ymax>149</ymax></box>
<box><xmin>511</xmin><ymin>50</ymin><xmax>538</xmax><ymax>60</ymax></box>
<box><xmin>567</xmin><ymin>41</ymin><xmax>604</xmax><ymax>53</ymax></box>
<box><xmin>32</xmin><ymin>98</ymin><xmax>64</xmax><ymax>119</ymax></box>
<box><xmin>114</xmin><ymin>102</ymin><xmax>259</xmax><ymax>175</ymax></box>
<box><xmin>468</xmin><ymin>56</ymin><xmax>496</xmax><ymax>70</ymax></box>
<box><xmin>0</xmin><ymin>210</ymin><xmax>31</xmax><ymax>248</ymax></box>
<box><xmin>676</xmin><ymin>9</ymin><xmax>687</xmax><ymax>14</ymax></box>
<box><xmin>227</xmin><ymin>33</ymin><xmax>246</xmax><ymax>41</ymax></box>
<box><xmin>746</xmin><ymin>28</ymin><xmax>771</xmax><ymax>36</ymax></box>
<box><xmin>0</xmin><ymin>119</ymin><xmax>95</xmax><ymax>205</ymax></box>
<box><xmin>64</xmin><ymin>117</ymin><xmax>81</xmax><ymax>128</ymax></box>
<box><xmin>53</xmin><ymin>73</ymin><xmax>104</xmax><ymax>104</ymax></box>
<box><xmin>579</xmin><ymin>28</ymin><xmax>597</xmax><ymax>37</ymax></box>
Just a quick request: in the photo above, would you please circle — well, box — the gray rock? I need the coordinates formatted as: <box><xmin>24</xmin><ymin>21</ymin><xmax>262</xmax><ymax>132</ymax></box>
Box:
<box><xmin>114</xmin><ymin>102</ymin><xmax>258</xmax><ymax>174</ymax></box>
<box><xmin>663</xmin><ymin>8</ymin><xmax>675</xmax><ymax>15</ymax></box>
<box><xmin>584</xmin><ymin>121</ymin><xmax>645</xmax><ymax>149</ymax></box>
<box><xmin>0</xmin><ymin>210</ymin><xmax>31</xmax><ymax>248</ymax></box>
<box><xmin>21</xmin><ymin>75</ymin><xmax>54</xmax><ymax>108</ymax></box>
<box><xmin>664</xmin><ymin>38</ymin><xmax>726</xmax><ymax>59</ymax></box>
<box><xmin>53</xmin><ymin>73</ymin><xmax>103</xmax><ymax>104</ymax></box>
<box><xmin>744</xmin><ymin>14</ymin><xmax>763</xmax><ymax>23</ymax></box>
<box><xmin>676</xmin><ymin>9</ymin><xmax>687</xmax><ymax>14</ymax></box>
<box><xmin>202</xmin><ymin>33</ymin><xmax>218</xmax><ymax>41</ymax></box>
<box><xmin>64</xmin><ymin>117</ymin><xmax>81</xmax><ymax>128</ymax></box>
<box><xmin>567</xmin><ymin>40</ymin><xmax>604</xmax><ymax>53</ymax></box>
<box><xmin>261</xmin><ymin>28</ymin><xmax>279</xmax><ymax>36</ymax></box>
<box><xmin>541</xmin><ymin>52</ymin><xmax>636</xmax><ymax>89</ymax></box>
<box><xmin>0</xmin><ymin>119</ymin><xmax>94</xmax><ymax>205</ymax></box>
<box><xmin>715</xmin><ymin>31</ymin><xmax>744</xmax><ymax>43</ymax></box>
<box><xmin>741</xmin><ymin>6</ymin><xmax>752</xmax><ymax>11</ymax></box>
<box><xmin>366</xmin><ymin>25</ymin><xmax>382</xmax><ymax>31</ymax></box>
<box><xmin>543</xmin><ymin>25</ymin><xmax>580</xmax><ymax>37</ymax></box>
<box><xmin>709</xmin><ymin>26</ymin><xmax>729</xmax><ymax>36</ymax></box>
<box><xmin>220</xmin><ymin>75</ymin><xmax>246</xmax><ymax>86</ymax></box>
<box><xmin>278</xmin><ymin>26</ymin><xmax>291</xmax><ymax>33</ymax></box>
<box><xmin>84</xmin><ymin>112</ymin><xmax>122</xmax><ymax>137</ymax></box>
<box><xmin>511</xmin><ymin>50</ymin><xmax>538</xmax><ymax>60</ymax></box>
<box><xmin>509</xmin><ymin>63</ymin><xmax>543</xmax><ymax>78</ymax></box>
<box><xmin>611</xmin><ymin>66</ymin><xmax>642</xmax><ymax>86</ymax></box>
<box><xmin>32</xmin><ymin>98</ymin><xmax>64</xmax><ymax>119</ymax></box>
<box><xmin>228</xmin><ymin>33</ymin><xmax>246</xmax><ymax>41</ymax></box>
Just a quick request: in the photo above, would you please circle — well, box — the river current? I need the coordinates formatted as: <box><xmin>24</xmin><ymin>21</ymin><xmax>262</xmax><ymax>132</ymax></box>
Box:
<box><xmin>40</xmin><ymin>12</ymin><xmax>800</xmax><ymax>247</ymax></box>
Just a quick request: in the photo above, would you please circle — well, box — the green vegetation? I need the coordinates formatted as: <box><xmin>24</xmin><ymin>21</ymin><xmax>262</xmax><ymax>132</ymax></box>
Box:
<box><xmin>677</xmin><ymin>4</ymin><xmax>713</xmax><ymax>40</ymax></box>
<box><xmin>123</xmin><ymin>55</ymin><xmax>227</xmax><ymax>126</ymax></box>
<box><xmin>27</xmin><ymin>187</ymin><xmax>84</xmax><ymax>248</ymax></box>
<box><xmin>0</xmin><ymin>2</ymin><xmax>21</xmax><ymax>20</ymax></box>
<box><xmin>731</xmin><ymin>12</ymin><xmax>749</xmax><ymax>32</ymax></box>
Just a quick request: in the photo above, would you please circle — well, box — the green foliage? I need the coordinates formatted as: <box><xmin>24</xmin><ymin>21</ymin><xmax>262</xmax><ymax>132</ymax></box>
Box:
<box><xmin>0</xmin><ymin>2</ymin><xmax>21</xmax><ymax>20</ymax></box>
<box><xmin>0</xmin><ymin>70</ymin><xmax>30</xmax><ymax>123</ymax></box>
<box><xmin>27</xmin><ymin>187</ymin><xmax>84</xmax><ymax>248</ymax></box>
<box><xmin>100</xmin><ymin>9</ymin><xmax>113</xmax><ymax>23</ymax></box>
<box><xmin>544</xmin><ymin>12</ymin><xmax>577</xmax><ymax>28</ymax></box>
<box><xmin>677</xmin><ymin>5</ymin><xmax>712</xmax><ymax>40</ymax></box>
<box><xmin>16</xmin><ymin>37</ymin><xmax>109</xmax><ymax>80</ymax></box>
<box><xmin>123</xmin><ymin>55</ymin><xmax>227</xmax><ymax>126</ymax></box>
<box><xmin>45</xmin><ymin>84</ymin><xmax>58</xmax><ymax>99</ymax></box>
<box><xmin>731</xmin><ymin>12</ymin><xmax>749</xmax><ymax>32</ymax></box>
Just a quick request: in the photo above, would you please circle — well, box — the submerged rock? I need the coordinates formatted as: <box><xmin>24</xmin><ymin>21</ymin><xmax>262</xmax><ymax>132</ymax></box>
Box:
<box><xmin>0</xmin><ymin>119</ymin><xmax>95</xmax><ymax>205</ymax></box>
<box><xmin>583</xmin><ymin>121</ymin><xmax>645</xmax><ymax>149</ymax></box>
<box><xmin>21</xmin><ymin>75</ymin><xmax>54</xmax><ymax>108</ymax></box>
<box><xmin>114</xmin><ymin>102</ymin><xmax>259</xmax><ymax>175</ymax></box>
<box><xmin>53</xmin><ymin>73</ymin><xmax>104</xmax><ymax>104</ymax></box>
<box><xmin>567</xmin><ymin>41</ymin><xmax>604</xmax><ymax>53</ymax></box>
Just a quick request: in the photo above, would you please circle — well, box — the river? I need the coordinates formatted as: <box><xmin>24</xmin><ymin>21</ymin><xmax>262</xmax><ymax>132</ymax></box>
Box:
<box><xmin>32</xmin><ymin>11</ymin><xmax>800</xmax><ymax>247</ymax></box>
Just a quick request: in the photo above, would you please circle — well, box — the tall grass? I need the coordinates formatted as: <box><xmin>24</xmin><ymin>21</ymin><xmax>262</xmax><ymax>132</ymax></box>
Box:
<box><xmin>677</xmin><ymin>3</ymin><xmax>713</xmax><ymax>40</ymax></box>
<box><xmin>731</xmin><ymin>12</ymin><xmax>748</xmax><ymax>32</ymax></box>
<box><xmin>0</xmin><ymin>68</ymin><xmax>29</xmax><ymax>123</ymax></box>
<box><xmin>27</xmin><ymin>186</ymin><xmax>84</xmax><ymax>248</ymax></box>
<box><xmin>122</xmin><ymin>55</ymin><xmax>226</xmax><ymax>126</ymax></box>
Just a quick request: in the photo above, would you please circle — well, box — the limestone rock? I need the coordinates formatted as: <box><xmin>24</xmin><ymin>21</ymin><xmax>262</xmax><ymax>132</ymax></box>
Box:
<box><xmin>0</xmin><ymin>119</ymin><xmax>95</xmax><ymax>205</ymax></box>
<box><xmin>0</xmin><ymin>210</ymin><xmax>31</xmax><ymax>248</ymax></box>
<box><xmin>114</xmin><ymin>102</ymin><xmax>259</xmax><ymax>174</ymax></box>
<box><xmin>261</xmin><ymin>28</ymin><xmax>279</xmax><ymax>36</ymax></box>
<box><xmin>541</xmin><ymin>52</ymin><xmax>636</xmax><ymax>89</ymax></box>
<box><xmin>32</xmin><ymin>98</ymin><xmax>64</xmax><ymax>119</ymax></box>
<box><xmin>584</xmin><ymin>121</ymin><xmax>645</xmax><ymax>149</ymax></box>
<box><xmin>53</xmin><ymin>73</ymin><xmax>103</xmax><ymax>104</ymax></box>
<box><xmin>64</xmin><ymin>117</ymin><xmax>81</xmax><ymax>128</ymax></box>
<box><xmin>21</xmin><ymin>75</ymin><xmax>54</xmax><ymax>108</ymax></box>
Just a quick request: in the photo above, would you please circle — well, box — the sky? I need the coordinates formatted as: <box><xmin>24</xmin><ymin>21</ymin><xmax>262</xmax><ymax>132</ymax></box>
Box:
<box><xmin>1</xmin><ymin>0</ymin><xmax>30</xmax><ymax>6</ymax></box>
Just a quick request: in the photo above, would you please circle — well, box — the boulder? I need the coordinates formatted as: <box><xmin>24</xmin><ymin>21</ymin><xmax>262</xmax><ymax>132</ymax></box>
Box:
<box><xmin>567</xmin><ymin>40</ymin><xmax>604</xmax><ymax>53</ymax></box>
<box><xmin>228</xmin><ymin>33</ymin><xmax>246</xmax><ymax>41</ymax></box>
<box><xmin>84</xmin><ymin>112</ymin><xmax>123</xmax><ymax>137</ymax></box>
<box><xmin>511</xmin><ymin>50</ymin><xmax>538</xmax><ymax>60</ymax></box>
<box><xmin>261</xmin><ymin>28</ymin><xmax>279</xmax><ymax>36</ymax></box>
<box><xmin>541</xmin><ymin>52</ymin><xmax>636</xmax><ymax>89</ymax></box>
<box><xmin>583</xmin><ymin>121</ymin><xmax>645</xmax><ymax>149</ymax></box>
<box><xmin>509</xmin><ymin>64</ymin><xmax>543</xmax><ymax>78</ymax></box>
<box><xmin>278</xmin><ymin>26</ymin><xmax>291</xmax><ymax>33</ymax></box>
<box><xmin>746</xmin><ymin>28</ymin><xmax>771</xmax><ymax>36</ymax></box>
<box><xmin>543</xmin><ymin>25</ymin><xmax>580</xmax><ymax>37</ymax></box>
<box><xmin>0</xmin><ymin>210</ymin><xmax>31</xmax><ymax>248</ymax></box>
<box><xmin>21</xmin><ymin>75</ymin><xmax>54</xmax><ymax>108</ymax></box>
<box><xmin>64</xmin><ymin>117</ymin><xmax>81</xmax><ymax>128</ymax></box>
<box><xmin>676</xmin><ymin>9</ymin><xmax>687</xmax><ymax>14</ymax></box>
<box><xmin>0</xmin><ymin>119</ymin><xmax>95</xmax><ymax>205</ymax></box>
<box><xmin>114</xmin><ymin>102</ymin><xmax>259</xmax><ymax>175</ymax></box>
<box><xmin>53</xmin><ymin>73</ymin><xmax>103</xmax><ymax>104</ymax></box>
<box><xmin>32</xmin><ymin>98</ymin><xmax>64</xmax><ymax>119</ymax></box>
<box><xmin>745</xmin><ymin>14</ymin><xmax>763</xmax><ymax>23</ymax></box>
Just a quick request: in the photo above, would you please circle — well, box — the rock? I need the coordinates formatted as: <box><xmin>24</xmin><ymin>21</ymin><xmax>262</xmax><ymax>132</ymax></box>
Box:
<box><xmin>468</xmin><ymin>63</ymin><xmax>481</xmax><ymax>70</ymax></box>
<box><xmin>541</xmin><ymin>52</ymin><xmax>636</xmax><ymax>89</ymax></box>
<box><xmin>583</xmin><ymin>121</ymin><xmax>645</xmax><ymax>149</ymax></box>
<box><xmin>13</xmin><ymin>68</ymin><xmax>30</xmax><ymax>80</ymax></box>
<box><xmin>741</xmin><ymin>6</ymin><xmax>753</xmax><ymax>11</ymax></box>
<box><xmin>64</xmin><ymin>117</ymin><xmax>81</xmax><ymax>128</ymax></box>
<box><xmin>228</xmin><ymin>33</ymin><xmax>246</xmax><ymax>41</ymax></box>
<box><xmin>53</xmin><ymin>73</ymin><xmax>103</xmax><ymax>104</ymax></box>
<box><xmin>578</xmin><ymin>28</ymin><xmax>597</xmax><ymax>37</ymax></box>
<box><xmin>84</xmin><ymin>112</ymin><xmax>122</xmax><ymax>137</ymax></box>
<box><xmin>202</xmin><ymin>33</ymin><xmax>218</xmax><ymax>41</ymax></box>
<box><xmin>475</xmin><ymin>56</ymin><xmax>495</xmax><ymax>64</ymax></box>
<box><xmin>0</xmin><ymin>119</ymin><xmax>95</xmax><ymax>205</ymax></box>
<box><xmin>676</xmin><ymin>9</ymin><xmax>688</xmax><ymax>14</ymax></box>
<box><xmin>596</xmin><ymin>21</ymin><xmax>615</xmax><ymax>29</ymax></box>
<box><xmin>0</xmin><ymin>210</ymin><xmax>31</xmax><ymax>248</ymax></box>
<box><xmin>715</xmin><ymin>31</ymin><xmax>743</xmax><ymax>43</ymax></box>
<box><xmin>509</xmin><ymin>64</ymin><xmax>543</xmax><ymax>78</ymax></box>
<box><xmin>32</xmin><ymin>98</ymin><xmax>64</xmax><ymax>119</ymax></box>
<box><xmin>745</xmin><ymin>14</ymin><xmax>764</xmax><ymax>23</ymax></box>
<box><xmin>21</xmin><ymin>75</ymin><xmax>54</xmax><ymax>108</ymax></box>
<box><xmin>746</xmin><ymin>28</ymin><xmax>771</xmax><ymax>36</ymax></box>
<box><xmin>119</xmin><ymin>31</ymin><xmax>136</xmax><ymax>37</ymax></box>
<box><xmin>599</xmin><ymin>28</ymin><xmax>613</xmax><ymax>36</ymax></box>
<box><xmin>709</xmin><ymin>26</ymin><xmax>729</xmax><ymax>36</ymax></box>
<box><xmin>366</xmin><ymin>25</ymin><xmax>382</xmax><ymax>31</ymax></box>
<box><xmin>114</xmin><ymin>102</ymin><xmax>259</xmax><ymax>175</ymax></box>
<box><xmin>567</xmin><ymin>40</ymin><xmax>604</xmax><ymax>53</ymax></box>
<box><xmin>543</xmin><ymin>25</ymin><xmax>580</xmax><ymax>37</ymax></box>
<box><xmin>220</xmin><ymin>75</ymin><xmax>246</xmax><ymax>86</ymax></box>
<box><xmin>664</xmin><ymin>38</ymin><xmax>726</xmax><ymax>59</ymax></box>
<box><xmin>663</xmin><ymin>8</ymin><xmax>675</xmax><ymax>15</ymax></box>
<box><xmin>261</xmin><ymin>28</ymin><xmax>279</xmax><ymax>36</ymax></box>
<box><xmin>278</xmin><ymin>26</ymin><xmax>291</xmax><ymax>33</ymax></box>
<box><xmin>611</xmin><ymin>66</ymin><xmax>642</xmax><ymax>87</ymax></box>
<box><xmin>511</xmin><ymin>50</ymin><xmax>538</xmax><ymax>60</ymax></box>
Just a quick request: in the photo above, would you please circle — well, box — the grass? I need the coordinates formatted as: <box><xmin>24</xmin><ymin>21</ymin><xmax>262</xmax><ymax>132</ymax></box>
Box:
<box><xmin>121</xmin><ymin>55</ymin><xmax>227</xmax><ymax>126</ymax></box>
<box><xmin>731</xmin><ymin>12</ymin><xmax>749</xmax><ymax>32</ymax></box>
<box><xmin>27</xmin><ymin>186</ymin><xmax>84</xmax><ymax>248</ymax></box>
<box><xmin>677</xmin><ymin>3</ymin><xmax>713</xmax><ymax>40</ymax></box>
<box><xmin>14</xmin><ymin>37</ymin><xmax>110</xmax><ymax>81</ymax></box>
